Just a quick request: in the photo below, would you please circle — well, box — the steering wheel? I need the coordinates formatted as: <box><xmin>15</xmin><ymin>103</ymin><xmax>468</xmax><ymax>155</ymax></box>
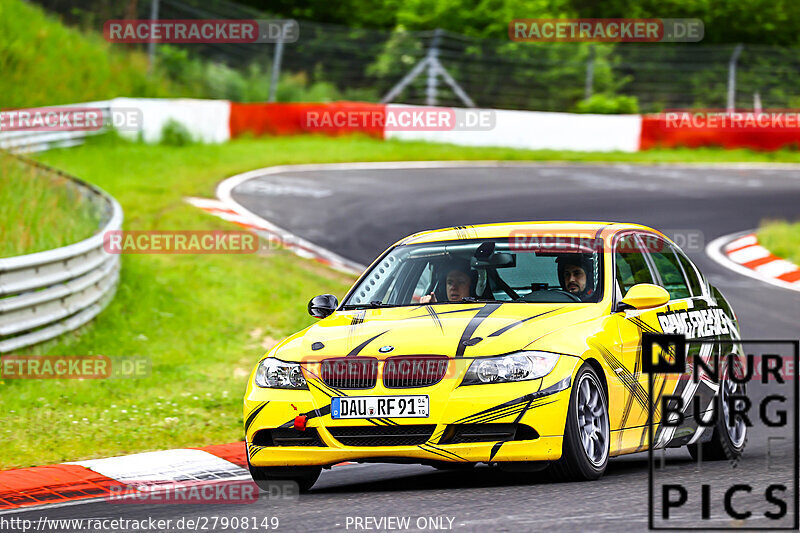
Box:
<box><xmin>521</xmin><ymin>289</ymin><xmax>581</xmax><ymax>303</ymax></box>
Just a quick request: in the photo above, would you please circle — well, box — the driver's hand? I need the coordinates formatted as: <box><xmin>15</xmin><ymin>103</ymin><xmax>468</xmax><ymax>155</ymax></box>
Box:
<box><xmin>419</xmin><ymin>292</ymin><xmax>437</xmax><ymax>304</ymax></box>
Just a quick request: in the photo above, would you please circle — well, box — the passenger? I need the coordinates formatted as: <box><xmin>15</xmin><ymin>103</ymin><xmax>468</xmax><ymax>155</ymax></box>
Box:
<box><xmin>420</xmin><ymin>264</ymin><xmax>473</xmax><ymax>303</ymax></box>
<box><xmin>556</xmin><ymin>254</ymin><xmax>595</xmax><ymax>301</ymax></box>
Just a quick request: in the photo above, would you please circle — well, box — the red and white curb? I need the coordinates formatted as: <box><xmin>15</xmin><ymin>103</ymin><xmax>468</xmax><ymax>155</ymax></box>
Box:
<box><xmin>707</xmin><ymin>230</ymin><xmax>800</xmax><ymax>293</ymax></box>
<box><xmin>0</xmin><ymin>442</ymin><xmax>356</xmax><ymax>512</ymax></box>
<box><xmin>185</xmin><ymin>195</ymin><xmax>363</xmax><ymax>276</ymax></box>
<box><xmin>0</xmin><ymin>442</ymin><xmax>246</xmax><ymax>512</ymax></box>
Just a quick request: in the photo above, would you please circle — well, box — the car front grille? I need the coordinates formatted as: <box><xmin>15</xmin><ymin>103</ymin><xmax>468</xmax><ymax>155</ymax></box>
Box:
<box><xmin>320</xmin><ymin>357</ymin><xmax>378</xmax><ymax>389</ymax></box>
<box><xmin>252</xmin><ymin>428</ymin><xmax>325</xmax><ymax>447</ymax></box>
<box><xmin>383</xmin><ymin>355</ymin><xmax>449</xmax><ymax>388</ymax></box>
<box><xmin>438</xmin><ymin>423</ymin><xmax>540</xmax><ymax>444</ymax></box>
<box><xmin>327</xmin><ymin>425</ymin><xmax>436</xmax><ymax>446</ymax></box>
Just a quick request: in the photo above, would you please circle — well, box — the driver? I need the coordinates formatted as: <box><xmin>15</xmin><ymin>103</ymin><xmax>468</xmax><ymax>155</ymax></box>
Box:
<box><xmin>420</xmin><ymin>261</ymin><xmax>474</xmax><ymax>303</ymax></box>
<box><xmin>556</xmin><ymin>254</ymin><xmax>595</xmax><ymax>301</ymax></box>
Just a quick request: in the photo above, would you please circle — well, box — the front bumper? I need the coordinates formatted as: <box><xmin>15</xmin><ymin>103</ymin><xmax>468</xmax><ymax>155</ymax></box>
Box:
<box><xmin>244</xmin><ymin>355</ymin><xmax>579</xmax><ymax>467</ymax></box>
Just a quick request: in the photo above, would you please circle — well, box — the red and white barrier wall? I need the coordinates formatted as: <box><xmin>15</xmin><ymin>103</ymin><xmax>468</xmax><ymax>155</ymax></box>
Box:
<box><xmin>111</xmin><ymin>98</ymin><xmax>800</xmax><ymax>152</ymax></box>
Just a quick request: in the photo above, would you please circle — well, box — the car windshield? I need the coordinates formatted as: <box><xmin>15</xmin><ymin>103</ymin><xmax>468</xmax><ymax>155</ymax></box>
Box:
<box><xmin>343</xmin><ymin>237</ymin><xmax>603</xmax><ymax>307</ymax></box>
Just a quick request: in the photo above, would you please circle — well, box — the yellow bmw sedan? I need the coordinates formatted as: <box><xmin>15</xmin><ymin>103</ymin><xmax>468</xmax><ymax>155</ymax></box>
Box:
<box><xmin>244</xmin><ymin>222</ymin><xmax>746</xmax><ymax>490</ymax></box>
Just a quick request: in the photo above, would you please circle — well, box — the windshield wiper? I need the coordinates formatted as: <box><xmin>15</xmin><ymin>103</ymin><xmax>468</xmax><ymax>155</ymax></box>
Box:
<box><xmin>341</xmin><ymin>300</ymin><xmax>395</xmax><ymax>310</ymax></box>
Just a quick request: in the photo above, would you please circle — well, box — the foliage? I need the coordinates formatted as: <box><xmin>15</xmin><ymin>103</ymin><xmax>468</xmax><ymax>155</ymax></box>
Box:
<box><xmin>575</xmin><ymin>94</ymin><xmax>639</xmax><ymax>114</ymax></box>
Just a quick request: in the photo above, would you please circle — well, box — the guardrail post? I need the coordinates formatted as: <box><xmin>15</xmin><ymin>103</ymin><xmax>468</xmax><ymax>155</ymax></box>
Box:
<box><xmin>268</xmin><ymin>22</ymin><xmax>287</xmax><ymax>103</ymax></box>
<box><xmin>147</xmin><ymin>0</ymin><xmax>160</xmax><ymax>76</ymax></box>
<box><xmin>727</xmin><ymin>44</ymin><xmax>743</xmax><ymax>113</ymax></box>
<box><xmin>584</xmin><ymin>44</ymin><xmax>595</xmax><ymax>100</ymax></box>
<box><xmin>426</xmin><ymin>29</ymin><xmax>443</xmax><ymax>106</ymax></box>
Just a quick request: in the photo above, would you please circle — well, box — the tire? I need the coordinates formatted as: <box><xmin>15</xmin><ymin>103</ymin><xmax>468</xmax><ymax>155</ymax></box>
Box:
<box><xmin>248</xmin><ymin>463</ymin><xmax>322</xmax><ymax>493</ymax></box>
<box><xmin>546</xmin><ymin>363</ymin><xmax>610</xmax><ymax>481</ymax></box>
<box><xmin>688</xmin><ymin>359</ymin><xmax>747</xmax><ymax>461</ymax></box>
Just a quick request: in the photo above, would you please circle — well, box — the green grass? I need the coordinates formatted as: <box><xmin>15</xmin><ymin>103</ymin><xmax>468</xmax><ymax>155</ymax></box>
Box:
<box><xmin>0</xmin><ymin>154</ymin><xmax>102</xmax><ymax>257</ymax></box>
<box><xmin>4</xmin><ymin>134</ymin><xmax>800</xmax><ymax>469</ymax></box>
<box><xmin>0</xmin><ymin>0</ymin><xmax>177</xmax><ymax>108</ymax></box>
<box><xmin>758</xmin><ymin>220</ymin><xmax>800</xmax><ymax>265</ymax></box>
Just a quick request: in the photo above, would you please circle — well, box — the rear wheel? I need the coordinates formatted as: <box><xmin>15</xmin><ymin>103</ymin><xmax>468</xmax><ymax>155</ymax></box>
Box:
<box><xmin>688</xmin><ymin>359</ymin><xmax>747</xmax><ymax>461</ymax></box>
<box><xmin>547</xmin><ymin>364</ymin><xmax>609</xmax><ymax>481</ymax></box>
<box><xmin>248</xmin><ymin>463</ymin><xmax>322</xmax><ymax>493</ymax></box>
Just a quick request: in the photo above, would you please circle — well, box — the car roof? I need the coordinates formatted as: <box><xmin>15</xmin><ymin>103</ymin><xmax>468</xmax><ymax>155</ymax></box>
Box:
<box><xmin>399</xmin><ymin>221</ymin><xmax>666</xmax><ymax>245</ymax></box>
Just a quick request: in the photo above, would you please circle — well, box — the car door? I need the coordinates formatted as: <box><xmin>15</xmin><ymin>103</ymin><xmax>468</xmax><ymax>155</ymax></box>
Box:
<box><xmin>647</xmin><ymin>241</ymin><xmax>721</xmax><ymax>449</ymax></box>
<box><xmin>605</xmin><ymin>232</ymin><xmax>667</xmax><ymax>453</ymax></box>
<box><xmin>607</xmin><ymin>231</ymin><xmax>700</xmax><ymax>453</ymax></box>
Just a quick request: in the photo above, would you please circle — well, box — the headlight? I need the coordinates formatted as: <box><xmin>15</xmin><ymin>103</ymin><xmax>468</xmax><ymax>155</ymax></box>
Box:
<box><xmin>254</xmin><ymin>358</ymin><xmax>308</xmax><ymax>389</ymax></box>
<box><xmin>462</xmin><ymin>351</ymin><xmax>559</xmax><ymax>385</ymax></box>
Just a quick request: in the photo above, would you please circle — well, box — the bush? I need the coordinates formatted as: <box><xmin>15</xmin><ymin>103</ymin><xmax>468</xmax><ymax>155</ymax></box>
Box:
<box><xmin>574</xmin><ymin>94</ymin><xmax>640</xmax><ymax>114</ymax></box>
<box><xmin>160</xmin><ymin>119</ymin><xmax>194</xmax><ymax>146</ymax></box>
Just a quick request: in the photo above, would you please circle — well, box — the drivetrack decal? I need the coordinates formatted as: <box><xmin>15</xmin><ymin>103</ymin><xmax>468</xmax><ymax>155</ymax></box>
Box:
<box><xmin>656</xmin><ymin>307</ymin><xmax>730</xmax><ymax>338</ymax></box>
<box><xmin>455</xmin><ymin>303</ymin><xmax>502</xmax><ymax>357</ymax></box>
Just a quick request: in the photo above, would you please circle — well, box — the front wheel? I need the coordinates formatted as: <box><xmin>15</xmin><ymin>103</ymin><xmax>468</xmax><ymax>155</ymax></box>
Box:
<box><xmin>546</xmin><ymin>363</ymin><xmax>610</xmax><ymax>481</ymax></box>
<box><xmin>248</xmin><ymin>464</ymin><xmax>322</xmax><ymax>493</ymax></box>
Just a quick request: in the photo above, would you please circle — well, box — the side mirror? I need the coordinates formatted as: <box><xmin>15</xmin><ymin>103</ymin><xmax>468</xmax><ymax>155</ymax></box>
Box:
<box><xmin>618</xmin><ymin>283</ymin><xmax>669</xmax><ymax>311</ymax></box>
<box><xmin>308</xmin><ymin>294</ymin><xmax>338</xmax><ymax>319</ymax></box>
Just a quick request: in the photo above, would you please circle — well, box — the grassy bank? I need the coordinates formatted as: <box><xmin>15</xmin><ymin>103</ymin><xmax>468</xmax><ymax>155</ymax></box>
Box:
<box><xmin>0</xmin><ymin>0</ymin><xmax>178</xmax><ymax>108</ymax></box>
<box><xmin>3</xmin><ymin>134</ymin><xmax>800</xmax><ymax>469</ymax></box>
<box><xmin>758</xmin><ymin>220</ymin><xmax>800</xmax><ymax>265</ymax></box>
<box><xmin>0</xmin><ymin>154</ymin><xmax>102</xmax><ymax>257</ymax></box>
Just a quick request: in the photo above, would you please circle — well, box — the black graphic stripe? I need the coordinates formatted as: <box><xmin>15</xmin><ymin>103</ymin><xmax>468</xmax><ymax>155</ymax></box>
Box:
<box><xmin>248</xmin><ymin>444</ymin><xmax>266</xmax><ymax>460</ymax></box>
<box><xmin>408</xmin><ymin>307</ymin><xmax>479</xmax><ymax>320</ymax></box>
<box><xmin>487</xmin><ymin>308</ymin><xmax>562</xmax><ymax>337</ymax></box>
<box><xmin>598</xmin><ymin>345</ymin><xmax>649</xmax><ymax>412</ymax></box>
<box><xmin>425</xmin><ymin>305</ymin><xmax>444</xmax><ymax>332</ymax></box>
<box><xmin>244</xmin><ymin>401</ymin><xmax>269</xmax><ymax>434</ymax></box>
<box><xmin>420</xmin><ymin>442</ymin><xmax>467</xmax><ymax>461</ymax></box>
<box><xmin>455</xmin><ymin>303</ymin><xmax>502</xmax><ymax>357</ymax></box>
<box><xmin>348</xmin><ymin>330</ymin><xmax>389</xmax><ymax>356</ymax></box>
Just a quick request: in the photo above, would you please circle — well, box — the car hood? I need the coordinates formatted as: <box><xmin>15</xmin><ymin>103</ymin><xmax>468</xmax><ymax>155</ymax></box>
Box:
<box><xmin>273</xmin><ymin>302</ymin><xmax>602</xmax><ymax>361</ymax></box>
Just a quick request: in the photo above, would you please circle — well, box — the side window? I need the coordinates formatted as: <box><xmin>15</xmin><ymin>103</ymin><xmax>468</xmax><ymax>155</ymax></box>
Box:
<box><xmin>646</xmin><ymin>239</ymin><xmax>691</xmax><ymax>300</ymax></box>
<box><xmin>676</xmin><ymin>250</ymin><xmax>703</xmax><ymax>297</ymax></box>
<box><xmin>615</xmin><ymin>234</ymin><xmax>655</xmax><ymax>295</ymax></box>
<box><xmin>412</xmin><ymin>262</ymin><xmax>434</xmax><ymax>301</ymax></box>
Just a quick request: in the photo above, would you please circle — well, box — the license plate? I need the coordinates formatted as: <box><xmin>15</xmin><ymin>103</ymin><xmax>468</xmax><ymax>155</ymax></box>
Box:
<box><xmin>331</xmin><ymin>395</ymin><xmax>429</xmax><ymax>419</ymax></box>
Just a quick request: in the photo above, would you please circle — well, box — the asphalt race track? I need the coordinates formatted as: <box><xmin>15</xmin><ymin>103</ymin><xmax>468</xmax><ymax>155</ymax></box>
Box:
<box><xmin>16</xmin><ymin>163</ymin><xmax>800</xmax><ymax>531</ymax></box>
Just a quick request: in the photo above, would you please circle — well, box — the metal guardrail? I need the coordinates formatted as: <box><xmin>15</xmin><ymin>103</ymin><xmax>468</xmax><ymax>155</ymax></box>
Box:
<box><xmin>0</xmin><ymin>159</ymin><xmax>123</xmax><ymax>353</ymax></box>
<box><xmin>0</xmin><ymin>101</ymin><xmax>111</xmax><ymax>153</ymax></box>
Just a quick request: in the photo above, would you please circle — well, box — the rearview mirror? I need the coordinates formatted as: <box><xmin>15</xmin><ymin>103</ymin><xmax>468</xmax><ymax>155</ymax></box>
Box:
<box><xmin>618</xmin><ymin>283</ymin><xmax>669</xmax><ymax>311</ymax></box>
<box><xmin>308</xmin><ymin>294</ymin><xmax>338</xmax><ymax>319</ymax></box>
